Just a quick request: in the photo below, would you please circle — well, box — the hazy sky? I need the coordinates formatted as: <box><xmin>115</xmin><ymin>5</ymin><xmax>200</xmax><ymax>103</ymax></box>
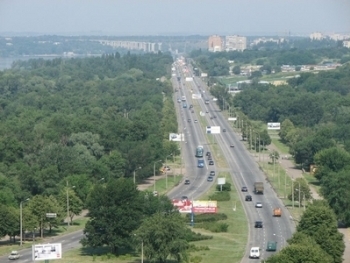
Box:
<box><xmin>0</xmin><ymin>0</ymin><xmax>349</xmax><ymax>36</ymax></box>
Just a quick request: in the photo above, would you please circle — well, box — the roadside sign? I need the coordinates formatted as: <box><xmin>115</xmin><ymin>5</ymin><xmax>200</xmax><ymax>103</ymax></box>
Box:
<box><xmin>32</xmin><ymin>243</ymin><xmax>62</xmax><ymax>261</ymax></box>
<box><xmin>46</xmin><ymin>213</ymin><xmax>57</xmax><ymax>218</ymax></box>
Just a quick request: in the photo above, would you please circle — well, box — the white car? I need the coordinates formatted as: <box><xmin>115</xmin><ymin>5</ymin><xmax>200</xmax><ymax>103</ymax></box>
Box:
<box><xmin>194</xmin><ymin>120</ymin><xmax>198</xmax><ymax>123</ymax></box>
<box><xmin>8</xmin><ymin>251</ymin><xmax>20</xmax><ymax>260</ymax></box>
<box><xmin>255</xmin><ymin>202</ymin><xmax>263</xmax><ymax>208</ymax></box>
<box><xmin>249</xmin><ymin>247</ymin><xmax>260</xmax><ymax>259</ymax></box>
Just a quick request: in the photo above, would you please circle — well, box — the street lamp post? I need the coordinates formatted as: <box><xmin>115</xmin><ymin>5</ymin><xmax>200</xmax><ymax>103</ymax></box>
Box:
<box><xmin>20</xmin><ymin>198</ymin><xmax>29</xmax><ymax>246</ymax></box>
<box><xmin>153</xmin><ymin>160</ymin><xmax>162</xmax><ymax>193</ymax></box>
<box><xmin>133</xmin><ymin>167</ymin><xmax>142</xmax><ymax>184</ymax></box>
<box><xmin>141</xmin><ymin>240</ymin><xmax>144</xmax><ymax>263</ymax></box>
<box><xmin>66</xmin><ymin>181</ymin><xmax>75</xmax><ymax>227</ymax></box>
<box><xmin>165</xmin><ymin>154</ymin><xmax>173</xmax><ymax>189</ymax></box>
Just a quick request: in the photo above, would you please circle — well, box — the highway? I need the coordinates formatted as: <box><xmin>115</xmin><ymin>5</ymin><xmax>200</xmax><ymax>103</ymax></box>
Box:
<box><xmin>169</xmin><ymin>58</ymin><xmax>295</xmax><ymax>262</ymax></box>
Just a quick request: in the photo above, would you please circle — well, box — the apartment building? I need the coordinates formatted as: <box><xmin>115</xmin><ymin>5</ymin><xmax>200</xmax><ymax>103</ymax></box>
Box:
<box><xmin>208</xmin><ymin>35</ymin><xmax>223</xmax><ymax>52</ymax></box>
<box><xmin>225</xmin><ymin>35</ymin><xmax>247</xmax><ymax>51</ymax></box>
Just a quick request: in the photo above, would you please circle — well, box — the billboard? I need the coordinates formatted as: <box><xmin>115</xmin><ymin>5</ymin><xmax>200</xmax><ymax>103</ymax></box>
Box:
<box><xmin>206</xmin><ymin>126</ymin><xmax>221</xmax><ymax>134</ymax></box>
<box><xmin>185</xmin><ymin>77</ymin><xmax>193</xmax><ymax>82</ymax></box>
<box><xmin>217</xmin><ymin>178</ymin><xmax>226</xmax><ymax>185</ymax></box>
<box><xmin>172</xmin><ymin>199</ymin><xmax>217</xmax><ymax>213</ymax></box>
<box><xmin>169</xmin><ymin>133</ymin><xmax>184</xmax><ymax>141</ymax></box>
<box><xmin>32</xmin><ymin>243</ymin><xmax>62</xmax><ymax>261</ymax></box>
<box><xmin>228</xmin><ymin>117</ymin><xmax>237</xmax><ymax>121</ymax></box>
<box><xmin>201</xmin><ymin>73</ymin><xmax>208</xmax><ymax>77</ymax></box>
<box><xmin>267</xmin><ymin>122</ymin><xmax>280</xmax><ymax>130</ymax></box>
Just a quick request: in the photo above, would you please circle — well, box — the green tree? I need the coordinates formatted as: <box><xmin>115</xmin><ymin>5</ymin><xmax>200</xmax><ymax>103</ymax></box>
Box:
<box><xmin>314</xmin><ymin>147</ymin><xmax>350</xmax><ymax>181</ymax></box>
<box><xmin>134</xmin><ymin>212</ymin><xmax>188</xmax><ymax>263</ymax></box>
<box><xmin>58</xmin><ymin>187</ymin><xmax>84</xmax><ymax>224</ymax></box>
<box><xmin>288</xmin><ymin>178</ymin><xmax>312</xmax><ymax>204</ymax></box>
<box><xmin>82</xmin><ymin>178</ymin><xmax>143</xmax><ymax>254</ymax></box>
<box><xmin>266</xmin><ymin>232</ymin><xmax>332</xmax><ymax>263</ymax></box>
<box><xmin>269</xmin><ymin>150</ymin><xmax>279</xmax><ymax>163</ymax></box>
<box><xmin>279</xmin><ymin>119</ymin><xmax>295</xmax><ymax>144</ymax></box>
<box><xmin>297</xmin><ymin>200</ymin><xmax>345</xmax><ymax>263</ymax></box>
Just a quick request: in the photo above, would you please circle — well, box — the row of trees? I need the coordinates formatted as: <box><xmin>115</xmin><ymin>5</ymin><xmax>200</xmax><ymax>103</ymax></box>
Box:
<box><xmin>266</xmin><ymin>201</ymin><xmax>345</xmax><ymax>263</ymax></box>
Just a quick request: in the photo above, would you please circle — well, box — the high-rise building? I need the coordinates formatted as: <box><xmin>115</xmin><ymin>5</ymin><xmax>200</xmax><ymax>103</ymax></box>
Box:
<box><xmin>208</xmin><ymin>35</ymin><xmax>223</xmax><ymax>52</ymax></box>
<box><xmin>225</xmin><ymin>35</ymin><xmax>247</xmax><ymax>51</ymax></box>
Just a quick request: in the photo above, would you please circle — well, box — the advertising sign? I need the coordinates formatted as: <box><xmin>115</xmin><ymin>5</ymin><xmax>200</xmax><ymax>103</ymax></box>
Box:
<box><xmin>172</xmin><ymin>199</ymin><xmax>217</xmax><ymax>213</ymax></box>
<box><xmin>169</xmin><ymin>133</ymin><xmax>184</xmax><ymax>142</ymax></box>
<box><xmin>217</xmin><ymin>178</ymin><xmax>226</xmax><ymax>185</ymax></box>
<box><xmin>267</xmin><ymin>122</ymin><xmax>281</xmax><ymax>130</ymax></box>
<box><xmin>228</xmin><ymin>117</ymin><xmax>237</xmax><ymax>121</ymax></box>
<box><xmin>201</xmin><ymin>73</ymin><xmax>208</xmax><ymax>77</ymax></box>
<box><xmin>32</xmin><ymin>243</ymin><xmax>62</xmax><ymax>261</ymax></box>
<box><xmin>185</xmin><ymin>77</ymin><xmax>193</xmax><ymax>82</ymax></box>
<box><xmin>206</xmin><ymin>126</ymin><xmax>221</xmax><ymax>134</ymax></box>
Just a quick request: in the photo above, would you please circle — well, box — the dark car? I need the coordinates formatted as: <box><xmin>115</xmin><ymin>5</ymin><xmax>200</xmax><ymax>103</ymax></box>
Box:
<box><xmin>209</xmin><ymin>160</ymin><xmax>214</xmax><ymax>165</ymax></box>
<box><xmin>230</xmin><ymin>144</ymin><xmax>235</xmax><ymax>148</ymax></box>
<box><xmin>210</xmin><ymin>171</ymin><xmax>215</xmax><ymax>176</ymax></box>
<box><xmin>255</xmin><ymin>221</ymin><xmax>263</xmax><ymax>228</ymax></box>
<box><xmin>181</xmin><ymin>196</ymin><xmax>188</xmax><ymax>200</ymax></box>
<box><xmin>241</xmin><ymin>186</ymin><xmax>248</xmax><ymax>192</ymax></box>
<box><xmin>206</xmin><ymin>151</ymin><xmax>211</xmax><ymax>156</ymax></box>
<box><xmin>189</xmin><ymin>104</ymin><xmax>193</xmax><ymax>108</ymax></box>
<box><xmin>245</xmin><ymin>195</ymin><xmax>252</xmax><ymax>201</ymax></box>
<box><xmin>191</xmin><ymin>110</ymin><xmax>194</xmax><ymax>113</ymax></box>
<box><xmin>207</xmin><ymin>176</ymin><xmax>214</xmax><ymax>182</ymax></box>
<box><xmin>187</xmin><ymin>119</ymin><xmax>191</xmax><ymax>122</ymax></box>
<box><xmin>184</xmin><ymin>179</ymin><xmax>190</xmax><ymax>185</ymax></box>
<box><xmin>223</xmin><ymin>129</ymin><xmax>226</xmax><ymax>132</ymax></box>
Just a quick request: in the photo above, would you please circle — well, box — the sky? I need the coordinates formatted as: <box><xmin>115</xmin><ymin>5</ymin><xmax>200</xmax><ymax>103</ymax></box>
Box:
<box><xmin>0</xmin><ymin>0</ymin><xmax>349</xmax><ymax>36</ymax></box>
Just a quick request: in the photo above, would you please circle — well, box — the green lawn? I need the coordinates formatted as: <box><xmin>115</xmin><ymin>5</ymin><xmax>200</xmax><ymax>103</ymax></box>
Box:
<box><xmin>271</xmin><ymin>138</ymin><xmax>290</xmax><ymax>155</ymax></box>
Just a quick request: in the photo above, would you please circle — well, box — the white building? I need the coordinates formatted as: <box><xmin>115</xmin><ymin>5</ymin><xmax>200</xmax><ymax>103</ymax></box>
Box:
<box><xmin>225</xmin><ymin>35</ymin><xmax>247</xmax><ymax>51</ymax></box>
<box><xmin>309</xmin><ymin>32</ymin><xmax>324</xmax><ymax>40</ymax></box>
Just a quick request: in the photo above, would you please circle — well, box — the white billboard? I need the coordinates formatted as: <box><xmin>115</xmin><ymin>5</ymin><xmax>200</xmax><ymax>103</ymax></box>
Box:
<box><xmin>32</xmin><ymin>243</ymin><xmax>62</xmax><ymax>261</ymax></box>
<box><xmin>169</xmin><ymin>133</ymin><xmax>184</xmax><ymax>141</ymax></box>
<box><xmin>267</xmin><ymin>122</ymin><xmax>281</xmax><ymax>130</ymax></box>
<box><xmin>206</xmin><ymin>126</ymin><xmax>221</xmax><ymax>134</ymax></box>
<box><xmin>185</xmin><ymin>77</ymin><xmax>193</xmax><ymax>81</ymax></box>
<box><xmin>228</xmin><ymin>117</ymin><xmax>237</xmax><ymax>121</ymax></box>
<box><xmin>217</xmin><ymin>178</ymin><xmax>226</xmax><ymax>185</ymax></box>
<box><xmin>201</xmin><ymin>73</ymin><xmax>208</xmax><ymax>77</ymax></box>
<box><xmin>192</xmin><ymin>93</ymin><xmax>202</xmax><ymax>99</ymax></box>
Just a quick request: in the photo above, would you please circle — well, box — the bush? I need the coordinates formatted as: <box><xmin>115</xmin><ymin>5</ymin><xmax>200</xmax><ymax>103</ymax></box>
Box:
<box><xmin>209</xmin><ymin>191</ymin><xmax>230</xmax><ymax>201</ymax></box>
<box><xmin>195</xmin><ymin>222</ymin><xmax>229</xmax><ymax>233</ymax></box>
<box><xmin>186</xmin><ymin>213</ymin><xmax>228</xmax><ymax>223</ymax></box>
<box><xmin>190</xmin><ymin>255</ymin><xmax>203</xmax><ymax>263</ymax></box>
<box><xmin>216</xmin><ymin>183</ymin><xmax>231</xmax><ymax>192</ymax></box>
<box><xmin>184</xmin><ymin>228</ymin><xmax>213</xmax><ymax>242</ymax></box>
<box><xmin>187</xmin><ymin>244</ymin><xmax>210</xmax><ymax>252</ymax></box>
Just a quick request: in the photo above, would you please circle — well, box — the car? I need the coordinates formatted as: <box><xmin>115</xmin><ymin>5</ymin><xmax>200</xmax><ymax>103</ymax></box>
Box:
<box><xmin>194</xmin><ymin>120</ymin><xmax>198</xmax><ymax>123</ymax></box>
<box><xmin>184</xmin><ymin>179</ymin><xmax>190</xmax><ymax>185</ymax></box>
<box><xmin>153</xmin><ymin>191</ymin><xmax>158</xmax><ymax>196</ymax></box>
<box><xmin>209</xmin><ymin>171</ymin><xmax>215</xmax><ymax>176</ymax></box>
<box><xmin>230</xmin><ymin>144</ymin><xmax>235</xmax><ymax>148</ymax></box>
<box><xmin>187</xmin><ymin>119</ymin><xmax>191</xmax><ymax>122</ymax></box>
<box><xmin>241</xmin><ymin>186</ymin><xmax>248</xmax><ymax>192</ymax></box>
<box><xmin>249</xmin><ymin>247</ymin><xmax>260</xmax><ymax>259</ymax></box>
<box><xmin>8</xmin><ymin>251</ymin><xmax>20</xmax><ymax>260</ymax></box>
<box><xmin>208</xmin><ymin>155</ymin><xmax>212</xmax><ymax>160</ymax></box>
<box><xmin>266</xmin><ymin>241</ymin><xmax>277</xmax><ymax>251</ymax></box>
<box><xmin>206</xmin><ymin>151</ymin><xmax>211</xmax><ymax>156</ymax></box>
<box><xmin>181</xmin><ymin>196</ymin><xmax>188</xmax><ymax>200</ymax></box>
<box><xmin>189</xmin><ymin>104</ymin><xmax>193</xmax><ymax>108</ymax></box>
<box><xmin>206</xmin><ymin>110</ymin><xmax>209</xmax><ymax>113</ymax></box>
<box><xmin>255</xmin><ymin>202</ymin><xmax>263</xmax><ymax>208</ymax></box>
<box><xmin>255</xmin><ymin>221</ymin><xmax>263</xmax><ymax>228</ymax></box>
<box><xmin>207</xmin><ymin>176</ymin><xmax>214</xmax><ymax>182</ymax></box>
<box><xmin>245</xmin><ymin>195</ymin><xmax>252</xmax><ymax>201</ymax></box>
<box><xmin>223</xmin><ymin>129</ymin><xmax>226</xmax><ymax>132</ymax></box>
<box><xmin>209</xmin><ymin>160</ymin><xmax>214</xmax><ymax>165</ymax></box>
<box><xmin>191</xmin><ymin>110</ymin><xmax>194</xmax><ymax>113</ymax></box>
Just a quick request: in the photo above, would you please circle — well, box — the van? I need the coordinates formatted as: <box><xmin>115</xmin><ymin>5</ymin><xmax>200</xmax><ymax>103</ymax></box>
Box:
<box><xmin>249</xmin><ymin>247</ymin><xmax>260</xmax><ymax>259</ymax></box>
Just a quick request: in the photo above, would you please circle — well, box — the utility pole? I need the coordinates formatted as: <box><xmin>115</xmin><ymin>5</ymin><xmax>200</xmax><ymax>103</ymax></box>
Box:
<box><xmin>292</xmin><ymin>178</ymin><xmax>294</xmax><ymax>209</ymax></box>
<box><xmin>284</xmin><ymin>170</ymin><xmax>287</xmax><ymax>199</ymax></box>
<box><xmin>250</xmin><ymin>128</ymin><xmax>252</xmax><ymax>151</ymax></box>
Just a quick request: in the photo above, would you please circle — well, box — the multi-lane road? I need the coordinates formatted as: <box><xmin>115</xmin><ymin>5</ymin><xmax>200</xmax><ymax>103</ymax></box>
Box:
<box><xmin>168</xmin><ymin>58</ymin><xmax>295</xmax><ymax>262</ymax></box>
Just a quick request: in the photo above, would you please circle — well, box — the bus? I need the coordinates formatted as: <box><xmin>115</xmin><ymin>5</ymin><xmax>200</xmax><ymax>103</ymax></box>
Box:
<box><xmin>195</xmin><ymin>145</ymin><xmax>204</xmax><ymax>157</ymax></box>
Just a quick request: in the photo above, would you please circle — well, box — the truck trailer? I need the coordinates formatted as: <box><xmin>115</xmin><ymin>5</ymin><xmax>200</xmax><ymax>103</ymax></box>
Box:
<box><xmin>254</xmin><ymin>182</ymin><xmax>264</xmax><ymax>194</ymax></box>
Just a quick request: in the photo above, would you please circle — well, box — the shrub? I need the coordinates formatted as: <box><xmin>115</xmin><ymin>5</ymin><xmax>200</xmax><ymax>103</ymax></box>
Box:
<box><xmin>209</xmin><ymin>191</ymin><xmax>230</xmax><ymax>201</ymax></box>
<box><xmin>216</xmin><ymin>182</ymin><xmax>231</xmax><ymax>191</ymax></box>
<box><xmin>190</xmin><ymin>255</ymin><xmax>203</xmax><ymax>263</ymax></box>
<box><xmin>185</xmin><ymin>213</ymin><xmax>228</xmax><ymax>223</ymax></box>
<box><xmin>184</xmin><ymin>228</ymin><xmax>213</xmax><ymax>242</ymax></box>
<box><xmin>194</xmin><ymin>222</ymin><xmax>229</xmax><ymax>232</ymax></box>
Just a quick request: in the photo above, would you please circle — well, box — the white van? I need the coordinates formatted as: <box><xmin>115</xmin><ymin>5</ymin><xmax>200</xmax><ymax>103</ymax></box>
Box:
<box><xmin>249</xmin><ymin>247</ymin><xmax>260</xmax><ymax>259</ymax></box>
